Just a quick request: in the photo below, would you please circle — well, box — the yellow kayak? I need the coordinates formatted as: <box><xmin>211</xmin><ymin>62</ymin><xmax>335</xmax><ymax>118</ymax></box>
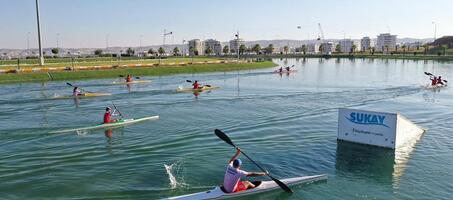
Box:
<box><xmin>53</xmin><ymin>92</ymin><xmax>111</xmax><ymax>99</ymax></box>
<box><xmin>176</xmin><ymin>85</ymin><xmax>219</xmax><ymax>93</ymax></box>
<box><xmin>112</xmin><ymin>80</ymin><xmax>152</xmax><ymax>85</ymax></box>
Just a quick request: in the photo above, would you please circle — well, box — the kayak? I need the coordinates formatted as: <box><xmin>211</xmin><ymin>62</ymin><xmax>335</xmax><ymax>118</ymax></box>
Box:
<box><xmin>165</xmin><ymin>174</ymin><xmax>327</xmax><ymax>200</ymax></box>
<box><xmin>425</xmin><ymin>83</ymin><xmax>447</xmax><ymax>89</ymax></box>
<box><xmin>112</xmin><ymin>80</ymin><xmax>152</xmax><ymax>85</ymax></box>
<box><xmin>53</xmin><ymin>92</ymin><xmax>111</xmax><ymax>99</ymax></box>
<box><xmin>176</xmin><ymin>85</ymin><xmax>219</xmax><ymax>93</ymax></box>
<box><xmin>50</xmin><ymin>115</ymin><xmax>159</xmax><ymax>133</ymax></box>
<box><xmin>273</xmin><ymin>70</ymin><xmax>297</xmax><ymax>74</ymax></box>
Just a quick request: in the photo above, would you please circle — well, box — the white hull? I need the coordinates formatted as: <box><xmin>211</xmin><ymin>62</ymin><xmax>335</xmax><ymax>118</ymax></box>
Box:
<box><xmin>50</xmin><ymin>115</ymin><xmax>159</xmax><ymax>133</ymax></box>
<box><xmin>165</xmin><ymin>174</ymin><xmax>327</xmax><ymax>200</ymax></box>
<box><xmin>424</xmin><ymin>83</ymin><xmax>447</xmax><ymax>89</ymax></box>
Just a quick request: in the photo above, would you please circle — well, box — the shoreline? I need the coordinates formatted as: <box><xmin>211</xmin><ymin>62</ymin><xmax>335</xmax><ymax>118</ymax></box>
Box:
<box><xmin>0</xmin><ymin>61</ymin><xmax>277</xmax><ymax>84</ymax></box>
<box><xmin>227</xmin><ymin>54</ymin><xmax>453</xmax><ymax>62</ymax></box>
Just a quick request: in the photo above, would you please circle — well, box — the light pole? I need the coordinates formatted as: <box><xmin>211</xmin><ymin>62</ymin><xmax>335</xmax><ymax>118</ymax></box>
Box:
<box><xmin>27</xmin><ymin>32</ymin><xmax>31</xmax><ymax>50</ymax></box>
<box><xmin>235</xmin><ymin>32</ymin><xmax>240</xmax><ymax>61</ymax></box>
<box><xmin>182</xmin><ymin>39</ymin><xmax>186</xmax><ymax>58</ymax></box>
<box><xmin>162</xmin><ymin>29</ymin><xmax>173</xmax><ymax>63</ymax></box>
<box><xmin>106</xmin><ymin>34</ymin><xmax>109</xmax><ymax>49</ymax></box>
<box><xmin>35</xmin><ymin>0</ymin><xmax>44</xmax><ymax>65</ymax></box>
<box><xmin>432</xmin><ymin>21</ymin><xmax>437</xmax><ymax>41</ymax></box>
<box><xmin>56</xmin><ymin>33</ymin><xmax>60</xmax><ymax>49</ymax></box>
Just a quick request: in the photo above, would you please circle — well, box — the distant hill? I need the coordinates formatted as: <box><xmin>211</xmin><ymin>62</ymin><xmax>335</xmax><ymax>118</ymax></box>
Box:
<box><xmin>430</xmin><ymin>36</ymin><xmax>453</xmax><ymax>46</ymax></box>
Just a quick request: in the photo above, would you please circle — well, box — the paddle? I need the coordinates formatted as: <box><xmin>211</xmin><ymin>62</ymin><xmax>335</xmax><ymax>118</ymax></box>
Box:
<box><xmin>119</xmin><ymin>75</ymin><xmax>141</xmax><ymax>79</ymax></box>
<box><xmin>66</xmin><ymin>82</ymin><xmax>92</xmax><ymax>93</ymax></box>
<box><xmin>111</xmin><ymin>101</ymin><xmax>124</xmax><ymax>119</ymax></box>
<box><xmin>424</xmin><ymin>72</ymin><xmax>448</xmax><ymax>83</ymax></box>
<box><xmin>185</xmin><ymin>80</ymin><xmax>211</xmax><ymax>87</ymax></box>
<box><xmin>214</xmin><ymin>129</ymin><xmax>293</xmax><ymax>193</ymax></box>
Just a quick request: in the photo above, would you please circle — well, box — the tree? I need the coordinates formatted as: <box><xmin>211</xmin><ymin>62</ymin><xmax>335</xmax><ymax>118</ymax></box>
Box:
<box><xmin>423</xmin><ymin>44</ymin><xmax>429</xmax><ymax>55</ymax></box>
<box><xmin>51</xmin><ymin>48</ymin><xmax>59</xmax><ymax>55</ymax></box>
<box><xmin>301</xmin><ymin>44</ymin><xmax>307</xmax><ymax>55</ymax></box>
<box><xmin>283</xmin><ymin>46</ymin><xmax>289</xmax><ymax>54</ymax></box>
<box><xmin>223</xmin><ymin>45</ymin><xmax>229</xmax><ymax>55</ymax></box>
<box><xmin>94</xmin><ymin>49</ymin><xmax>103</xmax><ymax>56</ymax></box>
<box><xmin>351</xmin><ymin>44</ymin><xmax>357</xmax><ymax>54</ymax></box>
<box><xmin>148</xmin><ymin>48</ymin><xmax>155</xmax><ymax>55</ymax></box>
<box><xmin>265</xmin><ymin>44</ymin><xmax>274</xmax><ymax>54</ymax></box>
<box><xmin>126</xmin><ymin>48</ymin><xmax>135</xmax><ymax>56</ymax></box>
<box><xmin>239</xmin><ymin>44</ymin><xmax>246</xmax><ymax>55</ymax></box>
<box><xmin>189</xmin><ymin>46</ymin><xmax>195</xmax><ymax>56</ymax></box>
<box><xmin>173</xmin><ymin>47</ymin><xmax>180</xmax><ymax>56</ymax></box>
<box><xmin>335</xmin><ymin>44</ymin><xmax>342</xmax><ymax>53</ymax></box>
<box><xmin>205</xmin><ymin>47</ymin><xmax>213</xmax><ymax>55</ymax></box>
<box><xmin>252</xmin><ymin>44</ymin><xmax>261</xmax><ymax>54</ymax></box>
<box><xmin>158</xmin><ymin>47</ymin><xmax>165</xmax><ymax>55</ymax></box>
<box><xmin>401</xmin><ymin>45</ymin><xmax>407</xmax><ymax>54</ymax></box>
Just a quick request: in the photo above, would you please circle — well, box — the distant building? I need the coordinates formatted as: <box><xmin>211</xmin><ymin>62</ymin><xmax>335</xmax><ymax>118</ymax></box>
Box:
<box><xmin>188</xmin><ymin>39</ymin><xmax>204</xmax><ymax>56</ymax></box>
<box><xmin>307</xmin><ymin>43</ymin><xmax>320</xmax><ymax>54</ymax></box>
<box><xmin>320</xmin><ymin>42</ymin><xmax>333</xmax><ymax>55</ymax></box>
<box><xmin>339</xmin><ymin>39</ymin><xmax>354</xmax><ymax>53</ymax></box>
<box><xmin>204</xmin><ymin>39</ymin><xmax>222</xmax><ymax>55</ymax></box>
<box><xmin>361</xmin><ymin>37</ymin><xmax>371</xmax><ymax>52</ymax></box>
<box><xmin>376</xmin><ymin>33</ymin><xmax>397</xmax><ymax>52</ymax></box>
<box><xmin>229</xmin><ymin>38</ymin><xmax>244</xmax><ymax>54</ymax></box>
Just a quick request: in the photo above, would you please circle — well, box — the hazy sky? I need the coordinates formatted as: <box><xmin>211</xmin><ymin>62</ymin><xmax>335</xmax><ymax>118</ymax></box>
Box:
<box><xmin>1</xmin><ymin>0</ymin><xmax>452</xmax><ymax>49</ymax></box>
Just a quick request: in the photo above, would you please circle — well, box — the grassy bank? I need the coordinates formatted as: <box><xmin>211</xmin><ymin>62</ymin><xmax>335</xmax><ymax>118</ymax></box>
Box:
<box><xmin>0</xmin><ymin>57</ymin><xmax>220</xmax><ymax>69</ymax></box>
<box><xmin>0</xmin><ymin>61</ymin><xmax>276</xmax><ymax>84</ymax></box>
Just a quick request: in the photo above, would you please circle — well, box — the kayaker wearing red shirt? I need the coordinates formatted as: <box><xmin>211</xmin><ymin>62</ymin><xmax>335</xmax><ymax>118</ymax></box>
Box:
<box><xmin>437</xmin><ymin>76</ymin><xmax>444</xmax><ymax>85</ymax></box>
<box><xmin>192</xmin><ymin>80</ymin><xmax>200</xmax><ymax>89</ymax></box>
<box><xmin>223</xmin><ymin>148</ymin><xmax>267</xmax><ymax>193</ymax></box>
<box><xmin>430</xmin><ymin>76</ymin><xmax>437</xmax><ymax>86</ymax></box>
<box><xmin>103</xmin><ymin>107</ymin><xmax>119</xmax><ymax>124</ymax></box>
<box><xmin>126</xmin><ymin>74</ymin><xmax>132</xmax><ymax>83</ymax></box>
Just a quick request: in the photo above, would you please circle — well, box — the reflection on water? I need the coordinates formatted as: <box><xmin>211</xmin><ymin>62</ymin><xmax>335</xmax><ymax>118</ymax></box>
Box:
<box><xmin>336</xmin><ymin>131</ymin><xmax>424</xmax><ymax>190</ymax></box>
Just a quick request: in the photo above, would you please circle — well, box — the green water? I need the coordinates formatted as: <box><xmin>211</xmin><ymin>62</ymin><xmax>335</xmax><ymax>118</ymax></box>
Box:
<box><xmin>0</xmin><ymin>58</ymin><xmax>452</xmax><ymax>199</ymax></box>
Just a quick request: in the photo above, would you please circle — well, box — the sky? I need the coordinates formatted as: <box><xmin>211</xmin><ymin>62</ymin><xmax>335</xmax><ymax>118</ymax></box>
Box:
<box><xmin>1</xmin><ymin>0</ymin><xmax>452</xmax><ymax>49</ymax></box>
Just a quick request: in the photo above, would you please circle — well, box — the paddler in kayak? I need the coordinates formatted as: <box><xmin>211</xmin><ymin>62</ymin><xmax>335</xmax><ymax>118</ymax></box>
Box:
<box><xmin>430</xmin><ymin>76</ymin><xmax>437</xmax><ymax>86</ymax></box>
<box><xmin>437</xmin><ymin>76</ymin><xmax>444</xmax><ymax>85</ymax></box>
<box><xmin>73</xmin><ymin>87</ymin><xmax>82</xmax><ymax>96</ymax></box>
<box><xmin>285</xmin><ymin>66</ymin><xmax>291</xmax><ymax>72</ymax></box>
<box><xmin>103</xmin><ymin>107</ymin><xmax>119</xmax><ymax>124</ymax></box>
<box><xmin>126</xmin><ymin>74</ymin><xmax>133</xmax><ymax>83</ymax></box>
<box><xmin>223</xmin><ymin>148</ymin><xmax>268</xmax><ymax>193</ymax></box>
<box><xmin>278</xmin><ymin>67</ymin><xmax>283</xmax><ymax>73</ymax></box>
<box><xmin>192</xmin><ymin>80</ymin><xmax>201</xmax><ymax>89</ymax></box>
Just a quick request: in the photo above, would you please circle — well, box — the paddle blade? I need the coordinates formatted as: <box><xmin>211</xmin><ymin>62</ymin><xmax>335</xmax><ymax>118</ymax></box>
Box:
<box><xmin>214</xmin><ymin>129</ymin><xmax>235</xmax><ymax>147</ymax></box>
<box><xmin>135</xmin><ymin>77</ymin><xmax>140</xmax><ymax>79</ymax></box>
<box><xmin>205</xmin><ymin>84</ymin><xmax>211</xmax><ymax>87</ymax></box>
<box><xmin>66</xmin><ymin>82</ymin><xmax>74</xmax><ymax>87</ymax></box>
<box><xmin>444</xmin><ymin>80</ymin><xmax>448</xmax><ymax>83</ymax></box>
<box><xmin>270</xmin><ymin>176</ymin><xmax>293</xmax><ymax>193</ymax></box>
<box><xmin>119</xmin><ymin>75</ymin><xmax>125</xmax><ymax>77</ymax></box>
<box><xmin>186</xmin><ymin>80</ymin><xmax>193</xmax><ymax>83</ymax></box>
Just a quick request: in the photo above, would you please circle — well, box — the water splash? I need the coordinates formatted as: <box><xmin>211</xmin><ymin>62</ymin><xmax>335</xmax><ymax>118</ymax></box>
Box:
<box><xmin>164</xmin><ymin>161</ymin><xmax>187</xmax><ymax>189</ymax></box>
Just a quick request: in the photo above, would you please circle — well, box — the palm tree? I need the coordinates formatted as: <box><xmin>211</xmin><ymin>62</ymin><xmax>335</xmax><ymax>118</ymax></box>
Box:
<box><xmin>283</xmin><ymin>46</ymin><xmax>289</xmax><ymax>54</ymax></box>
<box><xmin>148</xmin><ymin>48</ymin><xmax>155</xmax><ymax>55</ymax></box>
<box><xmin>301</xmin><ymin>44</ymin><xmax>307</xmax><ymax>55</ymax></box>
<box><xmin>158</xmin><ymin>47</ymin><xmax>165</xmax><ymax>55</ymax></box>
<box><xmin>401</xmin><ymin>45</ymin><xmax>407</xmax><ymax>54</ymax></box>
<box><xmin>205</xmin><ymin>47</ymin><xmax>213</xmax><ymax>55</ymax></box>
<box><xmin>423</xmin><ymin>44</ymin><xmax>429</xmax><ymax>55</ymax></box>
<box><xmin>252</xmin><ymin>44</ymin><xmax>261</xmax><ymax>54</ymax></box>
<box><xmin>223</xmin><ymin>45</ymin><xmax>229</xmax><ymax>55</ymax></box>
<box><xmin>266</xmin><ymin>44</ymin><xmax>274</xmax><ymax>54</ymax></box>
<box><xmin>351</xmin><ymin>44</ymin><xmax>357</xmax><ymax>54</ymax></box>
<box><xmin>335</xmin><ymin>44</ymin><xmax>341</xmax><ymax>53</ymax></box>
<box><xmin>126</xmin><ymin>48</ymin><xmax>135</xmax><ymax>56</ymax></box>
<box><xmin>173</xmin><ymin>47</ymin><xmax>180</xmax><ymax>56</ymax></box>
<box><xmin>239</xmin><ymin>44</ymin><xmax>246</xmax><ymax>55</ymax></box>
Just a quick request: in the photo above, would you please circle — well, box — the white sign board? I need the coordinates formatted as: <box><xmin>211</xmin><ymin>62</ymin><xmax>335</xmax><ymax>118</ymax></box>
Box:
<box><xmin>338</xmin><ymin>108</ymin><xmax>398</xmax><ymax>149</ymax></box>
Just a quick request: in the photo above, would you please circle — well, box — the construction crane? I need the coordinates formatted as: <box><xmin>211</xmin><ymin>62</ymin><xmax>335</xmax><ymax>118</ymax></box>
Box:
<box><xmin>317</xmin><ymin>23</ymin><xmax>330</xmax><ymax>55</ymax></box>
<box><xmin>317</xmin><ymin>23</ymin><xmax>325</xmax><ymax>43</ymax></box>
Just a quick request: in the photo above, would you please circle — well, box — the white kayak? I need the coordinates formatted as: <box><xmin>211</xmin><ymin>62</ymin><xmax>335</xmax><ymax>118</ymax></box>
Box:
<box><xmin>425</xmin><ymin>83</ymin><xmax>447</xmax><ymax>89</ymax></box>
<box><xmin>165</xmin><ymin>174</ymin><xmax>327</xmax><ymax>200</ymax></box>
<box><xmin>176</xmin><ymin>85</ymin><xmax>219</xmax><ymax>93</ymax></box>
<box><xmin>50</xmin><ymin>115</ymin><xmax>159</xmax><ymax>134</ymax></box>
